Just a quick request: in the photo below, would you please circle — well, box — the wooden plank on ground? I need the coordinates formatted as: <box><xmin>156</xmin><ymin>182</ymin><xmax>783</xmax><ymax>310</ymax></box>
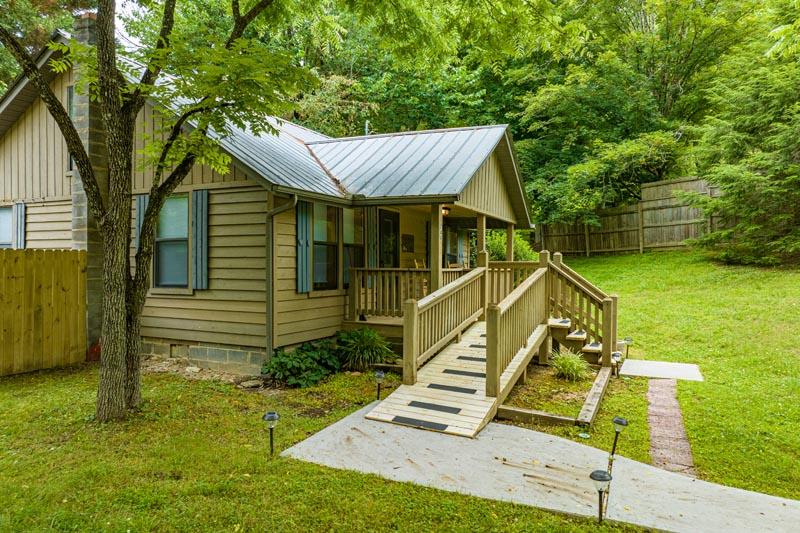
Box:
<box><xmin>496</xmin><ymin>405</ymin><xmax>576</xmax><ymax>426</ymax></box>
<box><xmin>576</xmin><ymin>367</ymin><xmax>612</xmax><ymax>426</ymax></box>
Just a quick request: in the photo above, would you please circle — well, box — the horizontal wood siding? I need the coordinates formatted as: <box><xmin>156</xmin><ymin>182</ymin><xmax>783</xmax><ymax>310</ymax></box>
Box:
<box><xmin>132</xmin><ymin>102</ymin><xmax>251</xmax><ymax>191</ymax></box>
<box><xmin>273</xmin><ymin>205</ymin><xmax>346</xmax><ymax>347</ymax></box>
<box><xmin>138</xmin><ymin>185</ymin><xmax>267</xmax><ymax>348</ymax></box>
<box><xmin>0</xmin><ymin>70</ymin><xmax>73</xmax><ymax>202</ymax></box>
<box><xmin>25</xmin><ymin>200</ymin><xmax>72</xmax><ymax>249</ymax></box>
<box><xmin>457</xmin><ymin>152</ymin><xmax>516</xmax><ymax>223</ymax></box>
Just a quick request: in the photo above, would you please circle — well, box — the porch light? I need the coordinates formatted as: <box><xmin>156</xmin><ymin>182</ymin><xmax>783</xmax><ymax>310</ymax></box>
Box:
<box><xmin>263</xmin><ymin>411</ymin><xmax>279</xmax><ymax>456</ymax></box>
<box><xmin>375</xmin><ymin>370</ymin><xmax>385</xmax><ymax>400</ymax></box>
<box><xmin>441</xmin><ymin>206</ymin><xmax>451</xmax><ymax>217</ymax></box>
<box><xmin>589</xmin><ymin>470</ymin><xmax>612</xmax><ymax>523</ymax></box>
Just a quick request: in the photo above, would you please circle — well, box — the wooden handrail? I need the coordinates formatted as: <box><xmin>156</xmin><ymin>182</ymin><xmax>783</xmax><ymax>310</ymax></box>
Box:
<box><xmin>549</xmin><ymin>260</ymin><xmax>606</xmax><ymax>301</ymax></box>
<box><xmin>403</xmin><ymin>267</ymin><xmax>486</xmax><ymax>385</ymax></box>
<box><xmin>486</xmin><ymin>268</ymin><xmax>548</xmax><ymax>397</ymax></box>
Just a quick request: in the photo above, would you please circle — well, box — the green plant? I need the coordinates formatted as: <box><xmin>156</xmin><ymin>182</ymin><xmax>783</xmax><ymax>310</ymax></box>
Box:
<box><xmin>262</xmin><ymin>339</ymin><xmax>340</xmax><ymax>388</ymax></box>
<box><xmin>336</xmin><ymin>328</ymin><xmax>395</xmax><ymax>371</ymax></box>
<box><xmin>550</xmin><ymin>350</ymin><xmax>590</xmax><ymax>382</ymax></box>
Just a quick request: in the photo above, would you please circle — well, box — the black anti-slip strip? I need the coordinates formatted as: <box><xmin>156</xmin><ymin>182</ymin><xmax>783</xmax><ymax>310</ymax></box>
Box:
<box><xmin>393</xmin><ymin>415</ymin><xmax>448</xmax><ymax>432</ymax></box>
<box><xmin>457</xmin><ymin>355</ymin><xmax>487</xmax><ymax>362</ymax></box>
<box><xmin>443</xmin><ymin>368</ymin><xmax>486</xmax><ymax>378</ymax></box>
<box><xmin>480</xmin><ymin>333</ymin><xmax>486</xmax><ymax>337</ymax></box>
<box><xmin>408</xmin><ymin>400</ymin><xmax>461</xmax><ymax>415</ymax></box>
<box><xmin>428</xmin><ymin>383</ymin><xmax>477</xmax><ymax>394</ymax></box>
<box><xmin>469</xmin><ymin>344</ymin><xmax>487</xmax><ymax>349</ymax></box>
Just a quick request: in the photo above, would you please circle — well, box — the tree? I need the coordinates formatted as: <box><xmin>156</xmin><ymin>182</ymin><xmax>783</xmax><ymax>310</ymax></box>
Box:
<box><xmin>0</xmin><ymin>0</ymin><xmax>438</xmax><ymax>421</ymax></box>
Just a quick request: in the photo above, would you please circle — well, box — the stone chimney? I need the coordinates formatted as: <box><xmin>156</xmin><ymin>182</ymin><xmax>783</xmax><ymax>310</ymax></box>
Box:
<box><xmin>71</xmin><ymin>12</ymin><xmax>107</xmax><ymax>348</ymax></box>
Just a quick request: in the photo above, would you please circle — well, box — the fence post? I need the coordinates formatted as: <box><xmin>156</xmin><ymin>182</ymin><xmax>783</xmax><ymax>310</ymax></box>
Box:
<box><xmin>538</xmin><ymin>250</ymin><xmax>551</xmax><ymax>365</ymax></box>
<box><xmin>584</xmin><ymin>224</ymin><xmax>590</xmax><ymax>257</ymax></box>
<box><xmin>485</xmin><ymin>304</ymin><xmax>501</xmax><ymax>397</ymax></box>
<box><xmin>402</xmin><ymin>299</ymin><xmax>419</xmax><ymax>385</ymax></box>
<box><xmin>637</xmin><ymin>202</ymin><xmax>645</xmax><ymax>254</ymax></box>
<box><xmin>601</xmin><ymin>297</ymin><xmax>613</xmax><ymax>367</ymax></box>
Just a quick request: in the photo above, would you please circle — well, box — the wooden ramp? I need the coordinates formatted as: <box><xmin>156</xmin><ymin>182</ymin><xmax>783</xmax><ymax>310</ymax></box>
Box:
<box><xmin>366</xmin><ymin>321</ymin><xmax>497</xmax><ymax>437</ymax></box>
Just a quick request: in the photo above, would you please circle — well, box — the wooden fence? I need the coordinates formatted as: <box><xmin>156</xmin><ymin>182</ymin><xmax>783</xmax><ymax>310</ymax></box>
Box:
<box><xmin>0</xmin><ymin>250</ymin><xmax>87</xmax><ymax>377</ymax></box>
<box><xmin>536</xmin><ymin>177</ymin><xmax>719</xmax><ymax>255</ymax></box>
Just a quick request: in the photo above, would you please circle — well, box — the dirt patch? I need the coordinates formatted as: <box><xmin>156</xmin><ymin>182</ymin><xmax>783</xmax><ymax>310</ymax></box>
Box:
<box><xmin>505</xmin><ymin>364</ymin><xmax>597</xmax><ymax>418</ymax></box>
<box><xmin>142</xmin><ymin>356</ymin><xmax>258</xmax><ymax>386</ymax></box>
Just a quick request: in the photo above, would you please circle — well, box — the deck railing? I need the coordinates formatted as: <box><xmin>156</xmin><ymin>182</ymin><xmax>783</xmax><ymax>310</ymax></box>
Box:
<box><xmin>402</xmin><ymin>267</ymin><xmax>487</xmax><ymax>384</ymax></box>
<box><xmin>547</xmin><ymin>252</ymin><xmax>618</xmax><ymax>366</ymax></box>
<box><xmin>348</xmin><ymin>268</ymin><xmax>431</xmax><ymax>319</ymax></box>
<box><xmin>442</xmin><ymin>267</ymin><xmax>471</xmax><ymax>286</ymax></box>
<box><xmin>487</xmin><ymin>261</ymin><xmax>540</xmax><ymax>303</ymax></box>
<box><xmin>485</xmin><ymin>268</ymin><xmax>548</xmax><ymax>398</ymax></box>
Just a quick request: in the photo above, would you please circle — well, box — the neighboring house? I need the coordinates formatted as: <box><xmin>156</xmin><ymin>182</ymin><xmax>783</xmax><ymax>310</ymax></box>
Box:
<box><xmin>0</xmin><ymin>16</ymin><xmax>532</xmax><ymax>374</ymax></box>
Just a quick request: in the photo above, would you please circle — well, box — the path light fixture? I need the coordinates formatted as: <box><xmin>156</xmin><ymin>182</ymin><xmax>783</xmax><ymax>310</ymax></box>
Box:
<box><xmin>608</xmin><ymin>416</ymin><xmax>629</xmax><ymax>471</ymax></box>
<box><xmin>623</xmin><ymin>336</ymin><xmax>633</xmax><ymax>358</ymax></box>
<box><xmin>590</xmin><ymin>470</ymin><xmax>612</xmax><ymax>524</ymax></box>
<box><xmin>375</xmin><ymin>370</ymin><xmax>385</xmax><ymax>400</ymax></box>
<box><xmin>263</xmin><ymin>411</ymin><xmax>279</xmax><ymax>456</ymax></box>
<box><xmin>611</xmin><ymin>351</ymin><xmax>622</xmax><ymax>377</ymax></box>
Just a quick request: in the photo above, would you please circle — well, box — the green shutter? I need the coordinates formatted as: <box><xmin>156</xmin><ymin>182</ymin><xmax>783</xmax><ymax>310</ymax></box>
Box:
<box><xmin>192</xmin><ymin>189</ymin><xmax>209</xmax><ymax>290</ymax></box>
<box><xmin>366</xmin><ymin>206</ymin><xmax>378</xmax><ymax>268</ymax></box>
<box><xmin>12</xmin><ymin>202</ymin><xmax>25</xmax><ymax>249</ymax></box>
<box><xmin>134</xmin><ymin>194</ymin><xmax>149</xmax><ymax>250</ymax></box>
<box><xmin>296</xmin><ymin>200</ymin><xmax>312</xmax><ymax>293</ymax></box>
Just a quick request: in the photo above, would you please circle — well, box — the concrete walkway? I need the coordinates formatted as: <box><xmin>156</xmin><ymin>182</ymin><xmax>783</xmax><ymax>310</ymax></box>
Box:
<box><xmin>284</xmin><ymin>403</ymin><xmax>800</xmax><ymax>532</ymax></box>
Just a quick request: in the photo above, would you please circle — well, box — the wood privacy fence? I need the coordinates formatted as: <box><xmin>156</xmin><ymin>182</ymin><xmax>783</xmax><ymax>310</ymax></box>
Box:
<box><xmin>536</xmin><ymin>177</ymin><xmax>719</xmax><ymax>255</ymax></box>
<box><xmin>0</xmin><ymin>250</ymin><xmax>87</xmax><ymax>377</ymax></box>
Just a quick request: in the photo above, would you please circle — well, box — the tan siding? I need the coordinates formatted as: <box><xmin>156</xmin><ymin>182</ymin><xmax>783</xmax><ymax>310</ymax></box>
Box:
<box><xmin>132</xmin><ymin>102</ymin><xmax>245</xmax><ymax>192</ymax></box>
<box><xmin>137</xmin><ymin>185</ymin><xmax>268</xmax><ymax>348</ymax></box>
<box><xmin>397</xmin><ymin>206</ymin><xmax>429</xmax><ymax>268</ymax></box>
<box><xmin>0</xmin><ymin>70</ymin><xmax>73</xmax><ymax>202</ymax></box>
<box><xmin>25</xmin><ymin>200</ymin><xmax>72</xmax><ymax>249</ymax></box>
<box><xmin>457</xmin><ymin>152</ymin><xmax>516</xmax><ymax>223</ymax></box>
<box><xmin>273</xmin><ymin>205</ymin><xmax>346</xmax><ymax>348</ymax></box>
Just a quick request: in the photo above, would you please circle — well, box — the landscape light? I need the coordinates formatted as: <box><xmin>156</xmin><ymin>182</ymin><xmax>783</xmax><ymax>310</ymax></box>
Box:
<box><xmin>263</xmin><ymin>411</ymin><xmax>279</xmax><ymax>456</ymax></box>
<box><xmin>623</xmin><ymin>336</ymin><xmax>633</xmax><ymax>357</ymax></box>
<box><xmin>608</xmin><ymin>416</ymin><xmax>629</xmax><ymax>472</ymax></box>
<box><xmin>375</xmin><ymin>370</ymin><xmax>385</xmax><ymax>400</ymax></box>
<box><xmin>611</xmin><ymin>351</ymin><xmax>622</xmax><ymax>376</ymax></box>
<box><xmin>590</xmin><ymin>470</ymin><xmax>612</xmax><ymax>523</ymax></box>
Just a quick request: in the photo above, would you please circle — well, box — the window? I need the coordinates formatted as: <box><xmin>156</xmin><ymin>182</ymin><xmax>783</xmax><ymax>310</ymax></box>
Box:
<box><xmin>343</xmin><ymin>207</ymin><xmax>364</xmax><ymax>287</ymax></box>
<box><xmin>154</xmin><ymin>194</ymin><xmax>189</xmax><ymax>288</ymax></box>
<box><xmin>67</xmin><ymin>86</ymin><xmax>74</xmax><ymax>171</ymax></box>
<box><xmin>0</xmin><ymin>207</ymin><xmax>11</xmax><ymax>248</ymax></box>
<box><xmin>313</xmin><ymin>203</ymin><xmax>338</xmax><ymax>290</ymax></box>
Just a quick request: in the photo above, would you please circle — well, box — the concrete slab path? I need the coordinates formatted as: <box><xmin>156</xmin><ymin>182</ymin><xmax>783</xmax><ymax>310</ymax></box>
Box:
<box><xmin>620</xmin><ymin>359</ymin><xmax>704</xmax><ymax>381</ymax></box>
<box><xmin>284</xmin><ymin>403</ymin><xmax>800</xmax><ymax>532</ymax></box>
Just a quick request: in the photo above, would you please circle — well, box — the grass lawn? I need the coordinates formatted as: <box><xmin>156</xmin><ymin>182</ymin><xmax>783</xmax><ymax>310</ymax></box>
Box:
<box><xmin>0</xmin><ymin>367</ymin><xmax>636</xmax><ymax>532</ymax></box>
<box><xmin>565</xmin><ymin>250</ymin><xmax>800</xmax><ymax>499</ymax></box>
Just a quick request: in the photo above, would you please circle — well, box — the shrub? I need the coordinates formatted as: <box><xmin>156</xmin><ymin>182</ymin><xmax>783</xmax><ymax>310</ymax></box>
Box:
<box><xmin>551</xmin><ymin>349</ymin><xmax>590</xmax><ymax>382</ymax></box>
<box><xmin>262</xmin><ymin>339</ymin><xmax>340</xmax><ymax>388</ymax></box>
<box><xmin>336</xmin><ymin>328</ymin><xmax>394</xmax><ymax>371</ymax></box>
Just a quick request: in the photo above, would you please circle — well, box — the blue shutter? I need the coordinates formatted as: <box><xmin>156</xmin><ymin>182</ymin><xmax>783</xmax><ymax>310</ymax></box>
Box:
<box><xmin>13</xmin><ymin>202</ymin><xmax>25</xmax><ymax>249</ymax></box>
<box><xmin>134</xmin><ymin>194</ymin><xmax>149</xmax><ymax>250</ymax></box>
<box><xmin>457</xmin><ymin>230</ymin><xmax>465</xmax><ymax>265</ymax></box>
<box><xmin>192</xmin><ymin>189</ymin><xmax>209</xmax><ymax>290</ymax></box>
<box><xmin>366</xmin><ymin>206</ymin><xmax>378</xmax><ymax>268</ymax></box>
<box><xmin>296</xmin><ymin>201</ymin><xmax>312</xmax><ymax>293</ymax></box>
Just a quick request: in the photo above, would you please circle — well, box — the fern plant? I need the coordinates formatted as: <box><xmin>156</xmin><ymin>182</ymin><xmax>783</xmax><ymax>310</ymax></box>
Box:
<box><xmin>336</xmin><ymin>328</ymin><xmax>394</xmax><ymax>371</ymax></box>
<box><xmin>551</xmin><ymin>349</ymin><xmax>590</xmax><ymax>382</ymax></box>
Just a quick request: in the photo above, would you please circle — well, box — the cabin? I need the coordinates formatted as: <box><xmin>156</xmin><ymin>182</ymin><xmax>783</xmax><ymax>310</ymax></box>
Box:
<box><xmin>0</xmin><ymin>15</ymin><xmax>618</xmax><ymax>437</ymax></box>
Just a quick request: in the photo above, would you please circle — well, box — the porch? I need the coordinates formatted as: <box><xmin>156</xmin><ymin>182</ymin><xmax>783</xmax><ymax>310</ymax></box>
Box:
<box><xmin>347</xmin><ymin>248</ymin><xmax>619</xmax><ymax>437</ymax></box>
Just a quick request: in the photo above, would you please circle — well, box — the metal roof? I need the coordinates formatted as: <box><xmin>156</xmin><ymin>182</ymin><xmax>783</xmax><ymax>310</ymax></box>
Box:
<box><xmin>307</xmin><ymin>125</ymin><xmax>507</xmax><ymax>197</ymax></box>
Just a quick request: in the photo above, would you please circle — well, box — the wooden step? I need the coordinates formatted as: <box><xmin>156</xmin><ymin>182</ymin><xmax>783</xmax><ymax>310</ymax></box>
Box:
<box><xmin>548</xmin><ymin>318</ymin><xmax>571</xmax><ymax>329</ymax></box>
<box><xmin>566</xmin><ymin>329</ymin><xmax>587</xmax><ymax>342</ymax></box>
<box><xmin>582</xmin><ymin>342</ymin><xmax>602</xmax><ymax>354</ymax></box>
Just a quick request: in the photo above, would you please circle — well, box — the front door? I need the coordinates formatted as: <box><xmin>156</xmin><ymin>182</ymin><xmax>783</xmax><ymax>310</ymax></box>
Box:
<box><xmin>378</xmin><ymin>209</ymin><xmax>400</xmax><ymax>268</ymax></box>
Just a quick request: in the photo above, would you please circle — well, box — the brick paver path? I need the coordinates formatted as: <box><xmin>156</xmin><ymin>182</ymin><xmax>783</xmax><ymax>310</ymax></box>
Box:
<box><xmin>647</xmin><ymin>378</ymin><xmax>697</xmax><ymax>477</ymax></box>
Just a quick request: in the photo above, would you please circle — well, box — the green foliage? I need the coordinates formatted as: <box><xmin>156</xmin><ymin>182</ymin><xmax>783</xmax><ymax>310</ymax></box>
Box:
<box><xmin>263</xmin><ymin>339</ymin><xmax>340</xmax><ymax>388</ymax></box>
<box><xmin>484</xmin><ymin>230</ymin><xmax>537</xmax><ymax>262</ymax></box>
<box><xmin>550</xmin><ymin>350</ymin><xmax>590</xmax><ymax>382</ymax></box>
<box><xmin>684</xmin><ymin>45</ymin><xmax>800</xmax><ymax>265</ymax></box>
<box><xmin>336</xmin><ymin>328</ymin><xmax>394</xmax><ymax>371</ymax></box>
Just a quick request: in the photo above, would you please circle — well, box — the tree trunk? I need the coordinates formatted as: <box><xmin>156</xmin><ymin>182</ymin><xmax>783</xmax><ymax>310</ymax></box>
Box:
<box><xmin>124</xmin><ymin>310</ymin><xmax>143</xmax><ymax>409</ymax></box>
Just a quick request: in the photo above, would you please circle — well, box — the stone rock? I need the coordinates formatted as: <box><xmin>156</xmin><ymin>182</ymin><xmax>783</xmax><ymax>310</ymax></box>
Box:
<box><xmin>185</xmin><ymin>366</ymin><xmax>201</xmax><ymax>373</ymax></box>
<box><xmin>239</xmin><ymin>379</ymin><xmax>263</xmax><ymax>389</ymax></box>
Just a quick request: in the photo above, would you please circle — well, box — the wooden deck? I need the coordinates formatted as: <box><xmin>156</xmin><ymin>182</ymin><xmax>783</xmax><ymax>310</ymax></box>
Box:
<box><xmin>366</xmin><ymin>321</ymin><xmax>498</xmax><ymax>437</ymax></box>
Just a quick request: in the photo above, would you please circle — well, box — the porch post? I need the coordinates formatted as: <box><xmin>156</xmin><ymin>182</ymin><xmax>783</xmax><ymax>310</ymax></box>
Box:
<box><xmin>506</xmin><ymin>223</ymin><xmax>515</xmax><ymax>261</ymax></box>
<box><xmin>477</xmin><ymin>214</ymin><xmax>487</xmax><ymax>256</ymax></box>
<box><xmin>430</xmin><ymin>204</ymin><xmax>443</xmax><ymax>291</ymax></box>
<box><xmin>476</xmin><ymin>214</ymin><xmax>489</xmax><ymax>317</ymax></box>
